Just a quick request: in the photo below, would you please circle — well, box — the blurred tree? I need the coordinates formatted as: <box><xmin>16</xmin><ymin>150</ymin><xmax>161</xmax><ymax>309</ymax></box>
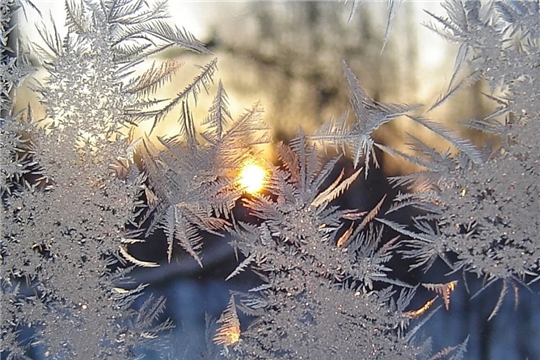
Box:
<box><xmin>206</xmin><ymin>2</ymin><xmax>418</xmax><ymax>139</ymax></box>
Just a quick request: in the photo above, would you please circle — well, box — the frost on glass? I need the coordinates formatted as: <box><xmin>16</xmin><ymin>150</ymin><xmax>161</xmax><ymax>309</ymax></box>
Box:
<box><xmin>2</xmin><ymin>0</ymin><xmax>539</xmax><ymax>359</ymax></box>
<box><xmin>401</xmin><ymin>0</ymin><xmax>540</xmax><ymax>320</ymax></box>
<box><xmin>1</xmin><ymin>0</ymin><xmax>205</xmax><ymax>357</ymax></box>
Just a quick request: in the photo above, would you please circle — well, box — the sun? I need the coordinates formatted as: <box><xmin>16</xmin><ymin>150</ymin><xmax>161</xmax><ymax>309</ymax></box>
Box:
<box><xmin>238</xmin><ymin>162</ymin><xmax>266</xmax><ymax>194</ymax></box>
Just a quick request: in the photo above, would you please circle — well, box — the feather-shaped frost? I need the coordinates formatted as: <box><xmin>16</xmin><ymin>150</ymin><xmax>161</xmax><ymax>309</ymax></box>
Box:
<box><xmin>139</xmin><ymin>97</ymin><xmax>267</xmax><ymax>263</ymax></box>
<box><xmin>381</xmin><ymin>0</ymin><xmax>404</xmax><ymax>53</ymax></box>
<box><xmin>201</xmin><ymin>80</ymin><xmax>232</xmax><ymax>140</ymax></box>
<box><xmin>151</xmin><ymin>58</ymin><xmax>218</xmax><ymax>132</ymax></box>
<box><xmin>405</xmin><ymin>114</ymin><xmax>483</xmax><ymax>164</ymax></box>
<box><xmin>310</xmin><ymin>61</ymin><xmax>420</xmax><ymax>175</ymax></box>
<box><xmin>214</xmin><ymin>296</ymin><xmax>241</xmax><ymax>346</ymax></box>
<box><xmin>125</xmin><ymin>59</ymin><xmax>184</xmax><ymax>98</ymax></box>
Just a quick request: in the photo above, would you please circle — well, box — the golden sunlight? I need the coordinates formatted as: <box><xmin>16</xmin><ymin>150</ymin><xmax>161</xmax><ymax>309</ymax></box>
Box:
<box><xmin>238</xmin><ymin>162</ymin><xmax>266</xmax><ymax>194</ymax></box>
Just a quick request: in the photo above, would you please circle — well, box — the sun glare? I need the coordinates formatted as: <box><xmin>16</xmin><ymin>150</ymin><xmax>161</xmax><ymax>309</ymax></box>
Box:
<box><xmin>238</xmin><ymin>162</ymin><xmax>266</xmax><ymax>194</ymax></box>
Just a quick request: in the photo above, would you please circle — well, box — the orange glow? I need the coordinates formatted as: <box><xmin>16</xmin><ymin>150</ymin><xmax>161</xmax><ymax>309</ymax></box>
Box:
<box><xmin>422</xmin><ymin>280</ymin><xmax>458</xmax><ymax>310</ymax></box>
<box><xmin>214</xmin><ymin>296</ymin><xmax>241</xmax><ymax>346</ymax></box>
<box><xmin>405</xmin><ymin>296</ymin><xmax>438</xmax><ymax>318</ymax></box>
<box><xmin>214</xmin><ymin>328</ymin><xmax>241</xmax><ymax>346</ymax></box>
<box><xmin>238</xmin><ymin>162</ymin><xmax>266</xmax><ymax>194</ymax></box>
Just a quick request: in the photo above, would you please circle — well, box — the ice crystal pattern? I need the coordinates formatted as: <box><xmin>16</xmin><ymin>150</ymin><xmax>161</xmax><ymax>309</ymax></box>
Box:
<box><xmin>401</xmin><ymin>0</ymin><xmax>540</xmax><ymax>320</ymax></box>
<box><xmin>1</xmin><ymin>0</ymin><xmax>207</xmax><ymax>357</ymax></box>
<box><xmin>2</xmin><ymin>0</ymin><xmax>540</xmax><ymax>359</ymax></box>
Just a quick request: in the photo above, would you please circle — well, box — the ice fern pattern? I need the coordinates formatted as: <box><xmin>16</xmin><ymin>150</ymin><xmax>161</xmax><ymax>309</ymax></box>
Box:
<box><xmin>219</xmin><ymin>132</ymin><xmax>426</xmax><ymax>358</ymax></box>
<box><xmin>2</xmin><ymin>0</ymin><xmax>540</xmax><ymax>359</ymax></box>
<box><xmin>138</xmin><ymin>96</ymin><xmax>268</xmax><ymax>265</ymax></box>
<box><xmin>400</xmin><ymin>0</ymin><xmax>540</xmax><ymax>321</ymax></box>
<box><xmin>1</xmin><ymin>0</ymin><xmax>205</xmax><ymax>357</ymax></box>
